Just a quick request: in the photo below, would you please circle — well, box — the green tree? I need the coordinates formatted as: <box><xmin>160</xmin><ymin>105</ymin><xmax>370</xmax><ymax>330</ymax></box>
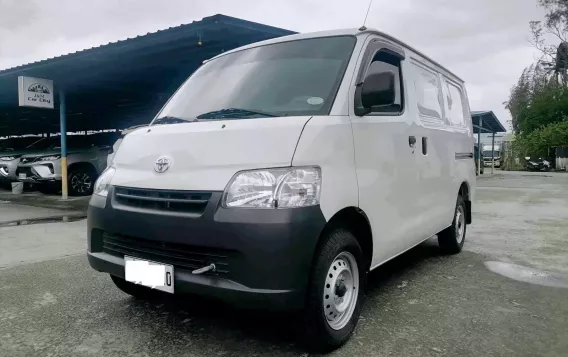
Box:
<box><xmin>506</xmin><ymin>0</ymin><xmax>568</xmax><ymax>160</ymax></box>
<box><xmin>515</xmin><ymin>121</ymin><xmax>568</xmax><ymax>157</ymax></box>
<box><xmin>530</xmin><ymin>0</ymin><xmax>568</xmax><ymax>82</ymax></box>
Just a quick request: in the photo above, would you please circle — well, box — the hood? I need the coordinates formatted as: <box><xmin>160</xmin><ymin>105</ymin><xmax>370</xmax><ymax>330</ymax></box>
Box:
<box><xmin>111</xmin><ymin>116</ymin><xmax>311</xmax><ymax>191</ymax></box>
<box><xmin>0</xmin><ymin>149</ymin><xmax>28</xmax><ymax>158</ymax></box>
<box><xmin>20</xmin><ymin>148</ymin><xmax>91</xmax><ymax>159</ymax></box>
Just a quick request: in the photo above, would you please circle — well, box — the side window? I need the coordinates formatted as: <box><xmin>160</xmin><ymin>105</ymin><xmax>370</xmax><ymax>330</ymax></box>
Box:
<box><xmin>445</xmin><ymin>81</ymin><xmax>467</xmax><ymax>126</ymax></box>
<box><xmin>363</xmin><ymin>52</ymin><xmax>403</xmax><ymax>113</ymax></box>
<box><xmin>413</xmin><ymin>65</ymin><xmax>443</xmax><ymax>119</ymax></box>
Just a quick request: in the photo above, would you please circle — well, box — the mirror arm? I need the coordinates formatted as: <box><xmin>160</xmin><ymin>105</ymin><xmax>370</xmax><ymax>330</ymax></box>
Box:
<box><xmin>354</xmin><ymin>106</ymin><xmax>371</xmax><ymax>116</ymax></box>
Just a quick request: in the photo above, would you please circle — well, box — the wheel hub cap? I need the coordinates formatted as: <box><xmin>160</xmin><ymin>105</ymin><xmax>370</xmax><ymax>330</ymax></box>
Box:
<box><xmin>71</xmin><ymin>173</ymin><xmax>91</xmax><ymax>193</ymax></box>
<box><xmin>456</xmin><ymin>206</ymin><xmax>465</xmax><ymax>244</ymax></box>
<box><xmin>323</xmin><ymin>251</ymin><xmax>359</xmax><ymax>330</ymax></box>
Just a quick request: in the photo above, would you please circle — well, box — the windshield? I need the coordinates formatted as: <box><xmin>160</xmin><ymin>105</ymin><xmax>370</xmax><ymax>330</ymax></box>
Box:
<box><xmin>47</xmin><ymin>134</ymin><xmax>117</xmax><ymax>150</ymax></box>
<box><xmin>483</xmin><ymin>150</ymin><xmax>500</xmax><ymax>157</ymax></box>
<box><xmin>27</xmin><ymin>137</ymin><xmax>60</xmax><ymax>150</ymax></box>
<box><xmin>0</xmin><ymin>137</ymin><xmax>42</xmax><ymax>151</ymax></box>
<box><xmin>153</xmin><ymin>36</ymin><xmax>356</xmax><ymax>123</ymax></box>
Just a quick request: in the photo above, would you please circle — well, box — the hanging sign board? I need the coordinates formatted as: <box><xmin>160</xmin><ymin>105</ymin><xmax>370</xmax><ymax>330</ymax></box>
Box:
<box><xmin>18</xmin><ymin>76</ymin><xmax>54</xmax><ymax>109</ymax></box>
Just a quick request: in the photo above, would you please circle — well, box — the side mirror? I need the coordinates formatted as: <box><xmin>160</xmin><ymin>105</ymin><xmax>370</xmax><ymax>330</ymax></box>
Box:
<box><xmin>361</xmin><ymin>71</ymin><xmax>396</xmax><ymax>109</ymax></box>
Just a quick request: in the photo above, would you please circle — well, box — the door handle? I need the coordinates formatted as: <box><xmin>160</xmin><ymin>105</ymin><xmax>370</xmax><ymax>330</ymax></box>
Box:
<box><xmin>408</xmin><ymin>136</ymin><xmax>416</xmax><ymax>148</ymax></box>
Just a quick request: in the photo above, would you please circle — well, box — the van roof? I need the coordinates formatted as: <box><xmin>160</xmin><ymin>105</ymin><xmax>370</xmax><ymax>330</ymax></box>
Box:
<box><xmin>207</xmin><ymin>28</ymin><xmax>464</xmax><ymax>83</ymax></box>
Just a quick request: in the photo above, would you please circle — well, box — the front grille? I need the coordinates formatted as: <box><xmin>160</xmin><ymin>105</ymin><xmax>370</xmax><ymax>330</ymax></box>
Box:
<box><xmin>102</xmin><ymin>233</ymin><xmax>233</xmax><ymax>275</ymax></box>
<box><xmin>114</xmin><ymin>187</ymin><xmax>212</xmax><ymax>215</ymax></box>
<box><xmin>16</xmin><ymin>166</ymin><xmax>38</xmax><ymax>179</ymax></box>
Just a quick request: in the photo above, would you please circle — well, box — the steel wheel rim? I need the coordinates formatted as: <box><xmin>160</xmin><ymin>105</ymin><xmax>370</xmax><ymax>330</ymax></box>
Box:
<box><xmin>455</xmin><ymin>205</ymin><xmax>465</xmax><ymax>244</ymax></box>
<box><xmin>323</xmin><ymin>251</ymin><xmax>359</xmax><ymax>331</ymax></box>
<box><xmin>71</xmin><ymin>173</ymin><xmax>92</xmax><ymax>193</ymax></box>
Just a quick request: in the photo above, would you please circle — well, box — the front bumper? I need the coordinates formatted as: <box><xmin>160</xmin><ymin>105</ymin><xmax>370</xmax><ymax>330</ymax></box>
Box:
<box><xmin>16</xmin><ymin>159</ymin><xmax>62</xmax><ymax>183</ymax></box>
<box><xmin>87</xmin><ymin>187</ymin><xmax>326</xmax><ymax>310</ymax></box>
<box><xmin>484</xmin><ymin>159</ymin><xmax>500</xmax><ymax>167</ymax></box>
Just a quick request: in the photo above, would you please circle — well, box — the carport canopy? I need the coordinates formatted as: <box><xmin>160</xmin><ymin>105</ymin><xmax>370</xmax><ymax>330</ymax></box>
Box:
<box><xmin>471</xmin><ymin>110</ymin><xmax>506</xmax><ymax>134</ymax></box>
<box><xmin>471</xmin><ymin>110</ymin><xmax>506</xmax><ymax>175</ymax></box>
<box><xmin>0</xmin><ymin>14</ymin><xmax>295</xmax><ymax>137</ymax></box>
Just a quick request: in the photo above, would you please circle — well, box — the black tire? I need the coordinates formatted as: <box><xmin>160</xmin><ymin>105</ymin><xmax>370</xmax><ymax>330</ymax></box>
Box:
<box><xmin>110</xmin><ymin>275</ymin><xmax>157</xmax><ymax>300</ymax></box>
<box><xmin>438</xmin><ymin>195</ymin><xmax>467</xmax><ymax>254</ymax></box>
<box><xmin>68</xmin><ymin>165</ymin><xmax>97</xmax><ymax>196</ymax></box>
<box><xmin>38</xmin><ymin>182</ymin><xmax>61</xmax><ymax>195</ymax></box>
<box><xmin>302</xmin><ymin>229</ymin><xmax>366</xmax><ymax>352</ymax></box>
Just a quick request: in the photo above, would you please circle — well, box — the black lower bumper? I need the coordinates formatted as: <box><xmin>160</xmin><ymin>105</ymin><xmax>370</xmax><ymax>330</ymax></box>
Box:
<box><xmin>87</xmin><ymin>187</ymin><xmax>326</xmax><ymax>310</ymax></box>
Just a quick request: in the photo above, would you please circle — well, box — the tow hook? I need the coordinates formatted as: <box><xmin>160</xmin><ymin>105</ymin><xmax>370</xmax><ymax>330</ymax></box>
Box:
<box><xmin>192</xmin><ymin>264</ymin><xmax>216</xmax><ymax>275</ymax></box>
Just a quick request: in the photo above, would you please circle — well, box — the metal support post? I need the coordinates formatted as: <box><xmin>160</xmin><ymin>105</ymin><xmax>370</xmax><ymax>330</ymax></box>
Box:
<box><xmin>59</xmin><ymin>90</ymin><xmax>68</xmax><ymax>200</ymax></box>
<box><xmin>491</xmin><ymin>132</ymin><xmax>495</xmax><ymax>174</ymax></box>
<box><xmin>477</xmin><ymin>118</ymin><xmax>482</xmax><ymax>175</ymax></box>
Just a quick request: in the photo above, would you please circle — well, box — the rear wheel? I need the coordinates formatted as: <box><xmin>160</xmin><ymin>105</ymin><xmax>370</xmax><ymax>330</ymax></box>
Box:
<box><xmin>438</xmin><ymin>195</ymin><xmax>467</xmax><ymax>254</ymax></box>
<box><xmin>302</xmin><ymin>229</ymin><xmax>365</xmax><ymax>352</ymax></box>
<box><xmin>68</xmin><ymin>165</ymin><xmax>96</xmax><ymax>196</ymax></box>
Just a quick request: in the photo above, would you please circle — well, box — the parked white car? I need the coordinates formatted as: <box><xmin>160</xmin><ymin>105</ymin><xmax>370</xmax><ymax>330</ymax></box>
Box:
<box><xmin>17</xmin><ymin>133</ymin><xmax>118</xmax><ymax>196</ymax></box>
<box><xmin>87</xmin><ymin>28</ymin><xmax>475</xmax><ymax>351</ymax></box>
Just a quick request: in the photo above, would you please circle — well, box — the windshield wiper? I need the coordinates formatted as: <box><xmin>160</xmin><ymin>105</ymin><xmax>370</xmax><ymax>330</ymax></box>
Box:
<box><xmin>196</xmin><ymin>108</ymin><xmax>279</xmax><ymax>120</ymax></box>
<box><xmin>153</xmin><ymin>116</ymin><xmax>199</xmax><ymax>125</ymax></box>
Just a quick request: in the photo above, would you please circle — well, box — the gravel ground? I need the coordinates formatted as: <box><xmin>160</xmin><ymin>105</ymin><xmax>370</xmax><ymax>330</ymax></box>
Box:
<box><xmin>1</xmin><ymin>171</ymin><xmax>567</xmax><ymax>356</ymax></box>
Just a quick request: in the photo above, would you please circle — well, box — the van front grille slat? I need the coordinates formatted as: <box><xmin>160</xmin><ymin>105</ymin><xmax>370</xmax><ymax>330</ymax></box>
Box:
<box><xmin>114</xmin><ymin>187</ymin><xmax>212</xmax><ymax>215</ymax></box>
<box><xmin>102</xmin><ymin>233</ymin><xmax>235</xmax><ymax>275</ymax></box>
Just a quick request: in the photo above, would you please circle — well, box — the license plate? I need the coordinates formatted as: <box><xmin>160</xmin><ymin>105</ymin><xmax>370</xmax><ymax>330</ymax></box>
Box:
<box><xmin>19</xmin><ymin>173</ymin><xmax>26</xmax><ymax>180</ymax></box>
<box><xmin>124</xmin><ymin>256</ymin><xmax>174</xmax><ymax>293</ymax></box>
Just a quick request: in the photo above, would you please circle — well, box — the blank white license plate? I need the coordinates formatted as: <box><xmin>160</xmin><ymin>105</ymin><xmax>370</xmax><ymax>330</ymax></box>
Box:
<box><xmin>124</xmin><ymin>256</ymin><xmax>174</xmax><ymax>293</ymax></box>
<box><xmin>19</xmin><ymin>173</ymin><xmax>26</xmax><ymax>180</ymax></box>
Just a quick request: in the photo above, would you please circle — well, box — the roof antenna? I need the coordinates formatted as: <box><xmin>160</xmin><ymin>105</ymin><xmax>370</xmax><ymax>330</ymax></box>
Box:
<box><xmin>359</xmin><ymin>0</ymin><xmax>374</xmax><ymax>31</ymax></box>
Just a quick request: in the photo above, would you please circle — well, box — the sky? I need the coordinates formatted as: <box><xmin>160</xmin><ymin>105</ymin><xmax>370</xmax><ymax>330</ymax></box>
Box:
<box><xmin>0</xmin><ymin>0</ymin><xmax>547</xmax><ymax>129</ymax></box>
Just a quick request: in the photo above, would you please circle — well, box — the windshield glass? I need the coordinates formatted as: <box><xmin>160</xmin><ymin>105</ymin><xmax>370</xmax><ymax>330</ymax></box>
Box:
<box><xmin>0</xmin><ymin>137</ymin><xmax>42</xmax><ymax>151</ymax></box>
<box><xmin>483</xmin><ymin>150</ymin><xmax>500</xmax><ymax>157</ymax></box>
<box><xmin>153</xmin><ymin>36</ymin><xmax>356</xmax><ymax>123</ymax></box>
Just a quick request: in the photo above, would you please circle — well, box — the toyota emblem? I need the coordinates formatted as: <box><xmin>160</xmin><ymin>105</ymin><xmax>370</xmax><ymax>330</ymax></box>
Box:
<box><xmin>154</xmin><ymin>156</ymin><xmax>172</xmax><ymax>173</ymax></box>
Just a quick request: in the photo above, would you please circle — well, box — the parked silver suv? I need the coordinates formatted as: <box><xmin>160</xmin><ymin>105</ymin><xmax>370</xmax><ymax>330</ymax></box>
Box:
<box><xmin>16</xmin><ymin>133</ymin><xmax>119</xmax><ymax>196</ymax></box>
<box><xmin>0</xmin><ymin>137</ymin><xmax>58</xmax><ymax>186</ymax></box>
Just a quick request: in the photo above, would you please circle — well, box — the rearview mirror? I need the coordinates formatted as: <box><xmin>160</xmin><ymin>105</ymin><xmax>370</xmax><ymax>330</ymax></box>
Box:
<box><xmin>361</xmin><ymin>71</ymin><xmax>396</xmax><ymax>110</ymax></box>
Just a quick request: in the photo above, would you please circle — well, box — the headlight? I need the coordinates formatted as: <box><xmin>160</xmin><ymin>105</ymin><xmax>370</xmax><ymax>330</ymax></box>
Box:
<box><xmin>93</xmin><ymin>167</ymin><xmax>116</xmax><ymax>197</ymax></box>
<box><xmin>40</xmin><ymin>155</ymin><xmax>61</xmax><ymax>161</ymax></box>
<box><xmin>0</xmin><ymin>156</ymin><xmax>16</xmax><ymax>161</ymax></box>
<box><xmin>223</xmin><ymin>167</ymin><xmax>321</xmax><ymax>208</ymax></box>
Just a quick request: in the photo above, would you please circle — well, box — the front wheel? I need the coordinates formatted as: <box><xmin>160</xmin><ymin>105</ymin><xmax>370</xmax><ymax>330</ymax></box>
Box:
<box><xmin>302</xmin><ymin>229</ymin><xmax>365</xmax><ymax>352</ymax></box>
<box><xmin>438</xmin><ymin>195</ymin><xmax>467</xmax><ymax>254</ymax></box>
<box><xmin>68</xmin><ymin>166</ymin><xmax>96</xmax><ymax>196</ymax></box>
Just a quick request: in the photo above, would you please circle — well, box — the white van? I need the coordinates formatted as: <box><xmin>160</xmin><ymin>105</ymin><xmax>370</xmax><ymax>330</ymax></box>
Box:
<box><xmin>88</xmin><ymin>28</ymin><xmax>475</xmax><ymax>351</ymax></box>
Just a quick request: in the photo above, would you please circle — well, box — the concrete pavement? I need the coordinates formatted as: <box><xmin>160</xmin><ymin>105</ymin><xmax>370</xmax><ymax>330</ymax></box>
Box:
<box><xmin>1</xmin><ymin>171</ymin><xmax>567</xmax><ymax>356</ymax></box>
<box><xmin>0</xmin><ymin>202</ymin><xmax>76</xmax><ymax>224</ymax></box>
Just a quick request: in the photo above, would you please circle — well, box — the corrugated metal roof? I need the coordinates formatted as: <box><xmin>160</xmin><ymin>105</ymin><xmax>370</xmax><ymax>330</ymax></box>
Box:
<box><xmin>0</xmin><ymin>14</ymin><xmax>296</xmax><ymax>136</ymax></box>
<box><xmin>0</xmin><ymin>14</ymin><xmax>296</xmax><ymax>77</ymax></box>
<box><xmin>471</xmin><ymin>110</ymin><xmax>507</xmax><ymax>134</ymax></box>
